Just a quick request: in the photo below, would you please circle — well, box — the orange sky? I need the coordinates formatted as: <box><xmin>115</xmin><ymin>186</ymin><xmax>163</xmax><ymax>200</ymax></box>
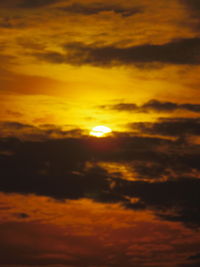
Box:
<box><xmin>1</xmin><ymin>1</ymin><xmax>200</xmax><ymax>266</ymax></box>
<box><xmin>0</xmin><ymin>0</ymin><xmax>200</xmax><ymax>132</ymax></box>
<box><xmin>1</xmin><ymin>192</ymin><xmax>200</xmax><ymax>267</ymax></box>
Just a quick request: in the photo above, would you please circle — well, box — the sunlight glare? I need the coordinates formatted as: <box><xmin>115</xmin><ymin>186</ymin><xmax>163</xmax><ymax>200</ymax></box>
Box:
<box><xmin>90</xmin><ymin>126</ymin><xmax>112</xmax><ymax>137</ymax></box>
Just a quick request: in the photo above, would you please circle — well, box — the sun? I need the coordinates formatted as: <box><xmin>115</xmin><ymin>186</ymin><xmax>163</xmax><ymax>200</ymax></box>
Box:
<box><xmin>90</xmin><ymin>126</ymin><xmax>112</xmax><ymax>137</ymax></box>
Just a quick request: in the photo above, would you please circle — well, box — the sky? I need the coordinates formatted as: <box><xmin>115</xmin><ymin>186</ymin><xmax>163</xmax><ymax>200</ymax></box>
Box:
<box><xmin>0</xmin><ymin>0</ymin><xmax>200</xmax><ymax>266</ymax></box>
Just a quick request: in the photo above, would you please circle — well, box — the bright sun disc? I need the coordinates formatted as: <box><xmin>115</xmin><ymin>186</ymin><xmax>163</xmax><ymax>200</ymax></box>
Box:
<box><xmin>90</xmin><ymin>126</ymin><xmax>112</xmax><ymax>137</ymax></box>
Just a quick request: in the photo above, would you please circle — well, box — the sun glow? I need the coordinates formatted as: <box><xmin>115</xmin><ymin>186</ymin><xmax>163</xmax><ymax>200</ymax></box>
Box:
<box><xmin>90</xmin><ymin>126</ymin><xmax>112</xmax><ymax>137</ymax></box>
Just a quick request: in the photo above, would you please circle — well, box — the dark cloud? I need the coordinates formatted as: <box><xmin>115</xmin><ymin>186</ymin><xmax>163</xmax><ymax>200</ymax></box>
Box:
<box><xmin>180</xmin><ymin>104</ymin><xmax>200</xmax><ymax>113</ymax></box>
<box><xmin>0</xmin><ymin>121</ymin><xmax>200</xmax><ymax>227</ymax></box>
<box><xmin>33</xmin><ymin>51</ymin><xmax>66</xmax><ymax>64</ymax></box>
<box><xmin>0</xmin><ymin>121</ymin><xmax>84</xmax><ymax>140</ymax></box>
<box><xmin>102</xmin><ymin>99</ymin><xmax>200</xmax><ymax>114</ymax></box>
<box><xmin>0</xmin><ymin>0</ymin><xmax>60</xmax><ymax>8</ymax></box>
<box><xmin>15</xmin><ymin>213</ymin><xmax>29</xmax><ymax>219</ymax></box>
<box><xmin>0</xmin><ymin>17</ymin><xmax>25</xmax><ymax>29</ymax></box>
<box><xmin>103</xmin><ymin>103</ymin><xmax>138</xmax><ymax>112</ymax></box>
<box><xmin>2</xmin><ymin>122</ymin><xmax>34</xmax><ymax>130</ymax></box>
<box><xmin>180</xmin><ymin>0</ymin><xmax>200</xmax><ymax>30</ymax></box>
<box><xmin>0</xmin><ymin>136</ymin><xmax>113</xmax><ymax>200</ymax></box>
<box><xmin>19</xmin><ymin>0</ymin><xmax>59</xmax><ymax>8</ymax></box>
<box><xmin>60</xmin><ymin>2</ymin><xmax>142</xmax><ymax>17</ymax></box>
<box><xmin>120</xmin><ymin>178</ymin><xmax>200</xmax><ymax>228</ymax></box>
<box><xmin>130</xmin><ymin>117</ymin><xmax>200</xmax><ymax>137</ymax></box>
<box><xmin>181</xmin><ymin>0</ymin><xmax>200</xmax><ymax>15</ymax></box>
<box><xmin>142</xmin><ymin>99</ymin><xmax>179</xmax><ymax>112</ymax></box>
<box><xmin>33</xmin><ymin>38</ymin><xmax>200</xmax><ymax>66</ymax></box>
<box><xmin>180</xmin><ymin>264</ymin><xmax>200</xmax><ymax>267</ymax></box>
<box><xmin>188</xmin><ymin>253</ymin><xmax>200</xmax><ymax>260</ymax></box>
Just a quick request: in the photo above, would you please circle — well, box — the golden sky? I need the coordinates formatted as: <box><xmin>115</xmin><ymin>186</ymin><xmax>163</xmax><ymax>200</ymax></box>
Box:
<box><xmin>1</xmin><ymin>1</ymin><xmax>200</xmax><ymax>266</ymax></box>
<box><xmin>0</xmin><ymin>0</ymin><xmax>200</xmax><ymax>132</ymax></box>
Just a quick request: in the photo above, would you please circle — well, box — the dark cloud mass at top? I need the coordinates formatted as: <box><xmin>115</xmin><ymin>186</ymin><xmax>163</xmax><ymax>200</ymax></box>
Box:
<box><xmin>180</xmin><ymin>0</ymin><xmax>200</xmax><ymax>30</ymax></box>
<box><xmin>33</xmin><ymin>38</ymin><xmax>200</xmax><ymax>67</ymax></box>
<box><xmin>19</xmin><ymin>0</ymin><xmax>60</xmax><ymax>8</ymax></box>
<box><xmin>181</xmin><ymin>0</ymin><xmax>200</xmax><ymax>14</ymax></box>
<box><xmin>60</xmin><ymin>2</ymin><xmax>142</xmax><ymax>17</ymax></box>
<box><xmin>0</xmin><ymin>0</ymin><xmax>60</xmax><ymax>8</ymax></box>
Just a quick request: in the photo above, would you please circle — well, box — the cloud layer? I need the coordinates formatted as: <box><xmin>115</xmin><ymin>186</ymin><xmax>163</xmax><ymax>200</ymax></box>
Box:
<box><xmin>101</xmin><ymin>99</ymin><xmax>200</xmax><ymax>113</ymax></box>
<box><xmin>33</xmin><ymin>38</ymin><xmax>200</xmax><ymax>67</ymax></box>
<box><xmin>0</xmin><ymin>120</ymin><xmax>200</xmax><ymax>228</ymax></box>
<box><xmin>60</xmin><ymin>2</ymin><xmax>142</xmax><ymax>17</ymax></box>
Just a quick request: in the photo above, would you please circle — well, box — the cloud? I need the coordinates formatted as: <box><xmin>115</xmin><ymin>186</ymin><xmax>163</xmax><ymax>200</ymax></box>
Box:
<box><xmin>188</xmin><ymin>253</ymin><xmax>200</xmax><ymax>261</ymax></box>
<box><xmin>142</xmin><ymin>99</ymin><xmax>179</xmax><ymax>112</ymax></box>
<box><xmin>103</xmin><ymin>103</ymin><xmax>138</xmax><ymax>112</ymax></box>
<box><xmin>180</xmin><ymin>0</ymin><xmax>200</xmax><ymax>30</ymax></box>
<box><xmin>0</xmin><ymin>0</ymin><xmax>61</xmax><ymax>8</ymax></box>
<box><xmin>0</xmin><ymin>120</ymin><xmax>200</xmax><ymax>227</ymax></box>
<box><xmin>102</xmin><ymin>99</ymin><xmax>200</xmax><ymax>113</ymax></box>
<box><xmin>129</xmin><ymin>117</ymin><xmax>200</xmax><ymax>137</ymax></box>
<box><xmin>33</xmin><ymin>38</ymin><xmax>200</xmax><ymax>67</ymax></box>
<box><xmin>0</xmin><ymin>17</ymin><xmax>26</xmax><ymax>29</ymax></box>
<box><xmin>181</xmin><ymin>0</ymin><xmax>200</xmax><ymax>15</ymax></box>
<box><xmin>0</xmin><ymin>122</ymin><xmax>84</xmax><ymax>140</ymax></box>
<box><xmin>60</xmin><ymin>2</ymin><xmax>142</xmax><ymax>17</ymax></box>
<box><xmin>19</xmin><ymin>0</ymin><xmax>60</xmax><ymax>8</ymax></box>
<box><xmin>120</xmin><ymin>177</ymin><xmax>200</xmax><ymax>228</ymax></box>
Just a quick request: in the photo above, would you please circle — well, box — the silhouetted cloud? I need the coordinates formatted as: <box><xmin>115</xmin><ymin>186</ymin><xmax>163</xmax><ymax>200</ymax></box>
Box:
<box><xmin>103</xmin><ymin>103</ymin><xmax>138</xmax><ymax>112</ymax></box>
<box><xmin>120</xmin><ymin>178</ymin><xmax>200</xmax><ymax>227</ymax></box>
<box><xmin>181</xmin><ymin>0</ymin><xmax>200</xmax><ymax>15</ymax></box>
<box><xmin>181</xmin><ymin>263</ymin><xmax>200</xmax><ymax>267</ymax></box>
<box><xmin>0</xmin><ymin>0</ymin><xmax>61</xmax><ymax>8</ymax></box>
<box><xmin>19</xmin><ymin>0</ymin><xmax>59</xmax><ymax>8</ymax></box>
<box><xmin>0</xmin><ymin>121</ymin><xmax>84</xmax><ymax>140</ymax></box>
<box><xmin>33</xmin><ymin>38</ymin><xmax>200</xmax><ymax>66</ymax></box>
<box><xmin>60</xmin><ymin>2</ymin><xmax>142</xmax><ymax>17</ymax></box>
<box><xmin>180</xmin><ymin>0</ymin><xmax>200</xmax><ymax>30</ymax></box>
<box><xmin>33</xmin><ymin>51</ymin><xmax>66</xmax><ymax>64</ymax></box>
<box><xmin>0</xmin><ymin>120</ymin><xmax>200</xmax><ymax>227</ymax></box>
<box><xmin>188</xmin><ymin>253</ymin><xmax>200</xmax><ymax>260</ymax></box>
<box><xmin>130</xmin><ymin>118</ymin><xmax>200</xmax><ymax>137</ymax></box>
<box><xmin>101</xmin><ymin>99</ymin><xmax>200</xmax><ymax>113</ymax></box>
<box><xmin>142</xmin><ymin>99</ymin><xmax>179</xmax><ymax>112</ymax></box>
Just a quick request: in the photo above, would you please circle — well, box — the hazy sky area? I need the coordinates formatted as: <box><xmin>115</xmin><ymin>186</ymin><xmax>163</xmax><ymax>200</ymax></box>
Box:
<box><xmin>0</xmin><ymin>0</ymin><xmax>200</xmax><ymax>266</ymax></box>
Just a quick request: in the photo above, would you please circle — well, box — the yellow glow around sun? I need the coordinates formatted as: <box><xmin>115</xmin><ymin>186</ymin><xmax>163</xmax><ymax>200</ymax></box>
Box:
<box><xmin>90</xmin><ymin>126</ymin><xmax>112</xmax><ymax>137</ymax></box>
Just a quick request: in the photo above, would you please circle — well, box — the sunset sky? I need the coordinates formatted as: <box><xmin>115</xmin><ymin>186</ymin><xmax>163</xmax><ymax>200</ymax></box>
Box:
<box><xmin>0</xmin><ymin>0</ymin><xmax>200</xmax><ymax>266</ymax></box>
